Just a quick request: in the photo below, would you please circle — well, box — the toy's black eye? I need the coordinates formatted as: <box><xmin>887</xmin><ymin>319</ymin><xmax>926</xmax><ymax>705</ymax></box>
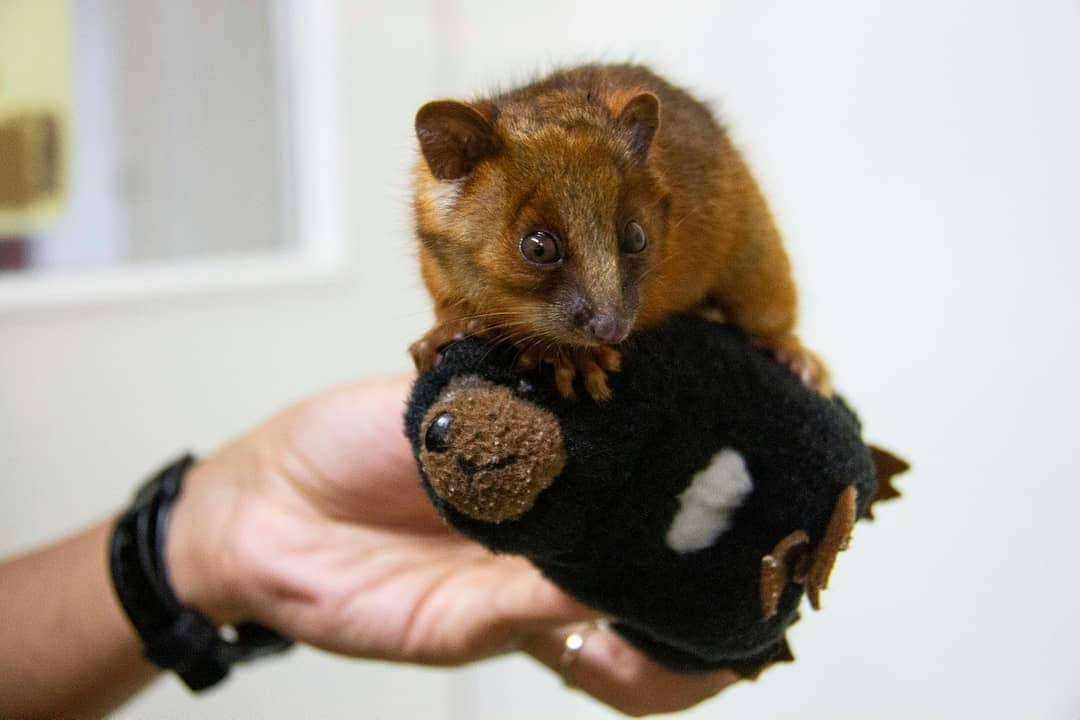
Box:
<box><xmin>621</xmin><ymin>220</ymin><xmax>647</xmax><ymax>254</ymax></box>
<box><xmin>516</xmin><ymin>378</ymin><xmax>534</xmax><ymax>396</ymax></box>
<box><xmin>425</xmin><ymin>412</ymin><xmax>453</xmax><ymax>453</ymax></box>
<box><xmin>519</xmin><ymin>230</ymin><xmax>562</xmax><ymax>265</ymax></box>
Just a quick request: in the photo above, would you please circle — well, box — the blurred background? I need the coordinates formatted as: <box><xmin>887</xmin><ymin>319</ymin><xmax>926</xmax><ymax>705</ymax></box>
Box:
<box><xmin>1</xmin><ymin>0</ymin><xmax>1077</xmax><ymax>717</ymax></box>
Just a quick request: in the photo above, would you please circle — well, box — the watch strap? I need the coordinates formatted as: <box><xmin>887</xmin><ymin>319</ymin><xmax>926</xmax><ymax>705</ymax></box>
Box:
<box><xmin>110</xmin><ymin>454</ymin><xmax>292</xmax><ymax>691</ymax></box>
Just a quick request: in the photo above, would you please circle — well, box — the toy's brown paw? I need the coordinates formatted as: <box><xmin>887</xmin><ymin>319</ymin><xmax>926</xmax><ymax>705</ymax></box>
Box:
<box><xmin>760</xmin><ymin>530</ymin><xmax>810</xmax><ymax>621</ymax></box>
<box><xmin>863</xmin><ymin>446</ymin><xmax>910</xmax><ymax>520</ymax></box>
<box><xmin>409</xmin><ymin>319</ymin><xmax>486</xmax><ymax>372</ymax></box>
<box><xmin>804</xmin><ymin>485</ymin><xmax>857</xmax><ymax>610</ymax></box>
<box><xmin>758</xmin><ymin>485</ymin><xmax>858</xmax><ymax>619</ymax></box>
<box><xmin>760</xmin><ymin>336</ymin><xmax>832</xmax><ymax>396</ymax></box>
<box><xmin>515</xmin><ymin>345</ymin><xmax>621</xmax><ymax>401</ymax></box>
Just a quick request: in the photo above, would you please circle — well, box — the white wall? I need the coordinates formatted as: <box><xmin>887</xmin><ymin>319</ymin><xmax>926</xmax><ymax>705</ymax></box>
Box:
<box><xmin>116</xmin><ymin>0</ymin><xmax>287</xmax><ymax>261</ymax></box>
<box><xmin>1</xmin><ymin>0</ymin><xmax>1078</xmax><ymax>717</ymax></box>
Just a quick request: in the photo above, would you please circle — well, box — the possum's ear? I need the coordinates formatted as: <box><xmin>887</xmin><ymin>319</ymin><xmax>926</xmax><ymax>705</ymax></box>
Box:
<box><xmin>615</xmin><ymin>92</ymin><xmax>660</xmax><ymax>161</ymax></box>
<box><xmin>415</xmin><ymin>100</ymin><xmax>501</xmax><ymax>180</ymax></box>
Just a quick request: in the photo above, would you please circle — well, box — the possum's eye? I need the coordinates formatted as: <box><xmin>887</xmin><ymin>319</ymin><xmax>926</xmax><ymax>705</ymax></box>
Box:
<box><xmin>621</xmin><ymin>220</ymin><xmax>648</xmax><ymax>254</ymax></box>
<box><xmin>519</xmin><ymin>230</ymin><xmax>562</xmax><ymax>265</ymax></box>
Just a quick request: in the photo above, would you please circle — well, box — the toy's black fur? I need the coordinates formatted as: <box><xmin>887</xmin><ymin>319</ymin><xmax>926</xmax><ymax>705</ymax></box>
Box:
<box><xmin>405</xmin><ymin>314</ymin><xmax>877</xmax><ymax>673</ymax></box>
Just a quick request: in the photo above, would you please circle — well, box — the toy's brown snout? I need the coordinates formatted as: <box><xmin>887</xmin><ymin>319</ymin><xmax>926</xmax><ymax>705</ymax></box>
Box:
<box><xmin>419</xmin><ymin>376</ymin><xmax>566</xmax><ymax>522</ymax></box>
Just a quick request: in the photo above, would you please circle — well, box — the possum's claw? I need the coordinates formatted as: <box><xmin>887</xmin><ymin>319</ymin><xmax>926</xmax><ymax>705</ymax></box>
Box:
<box><xmin>516</xmin><ymin>345</ymin><xmax>622</xmax><ymax>401</ymax></box>
<box><xmin>757</xmin><ymin>335</ymin><xmax>832</xmax><ymax>396</ymax></box>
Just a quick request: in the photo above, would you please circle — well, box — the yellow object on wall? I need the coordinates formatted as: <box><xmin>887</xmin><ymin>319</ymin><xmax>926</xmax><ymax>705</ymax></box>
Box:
<box><xmin>0</xmin><ymin>0</ymin><xmax>71</xmax><ymax>233</ymax></box>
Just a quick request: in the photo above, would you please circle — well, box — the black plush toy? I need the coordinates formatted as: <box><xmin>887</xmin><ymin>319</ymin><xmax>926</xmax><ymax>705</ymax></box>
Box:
<box><xmin>404</xmin><ymin>314</ymin><xmax>907</xmax><ymax>678</ymax></box>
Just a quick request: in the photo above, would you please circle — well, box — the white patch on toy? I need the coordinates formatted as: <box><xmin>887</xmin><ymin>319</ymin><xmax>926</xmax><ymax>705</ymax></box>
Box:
<box><xmin>665</xmin><ymin>448</ymin><xmax>754</xmax><ymax>553</ymax></box>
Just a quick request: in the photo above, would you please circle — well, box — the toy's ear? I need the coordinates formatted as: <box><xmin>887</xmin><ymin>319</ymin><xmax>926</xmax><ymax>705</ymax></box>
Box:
<box><xmin>415</xmin><ymin>100</ymin><xmax>501</xmax><ymax>180</ymax></box>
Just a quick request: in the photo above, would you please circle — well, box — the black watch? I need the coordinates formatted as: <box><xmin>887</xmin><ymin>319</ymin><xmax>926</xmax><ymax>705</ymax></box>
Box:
<box><xmin>109</xmin><ymin>454</ymin><xmax>293</xmax><ymax>691</ymax></box>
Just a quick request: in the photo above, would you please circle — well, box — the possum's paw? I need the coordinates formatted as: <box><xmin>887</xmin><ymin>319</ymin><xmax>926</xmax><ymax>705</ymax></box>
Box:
<box><xmin>409</xmin><ymin>318</ymin><xmax>487</xmax><ymax>372</ymax></box>
<box><xmin>516</xmin><ymin>345</ymin><xmax>621</xmax><ymax>401</ymax></box>
<box><xmin>758</xmin><ymin>335</ymin><xmax>832</xmax><ymax>396</ymax></box>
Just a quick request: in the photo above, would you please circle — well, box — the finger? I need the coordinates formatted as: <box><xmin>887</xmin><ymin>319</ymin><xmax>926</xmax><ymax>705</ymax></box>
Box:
<box><xmin>280</xmin><ymin>374</ymin><xmax>451</xmax><ymax>531</ymax></box>
<box><xmin>490</xmin><ymin>560</ymin><xmax>605</xmax><ymax>631</ymax></box>
<box><xmin>521</xmin><ymin>625</ymin><xmax>740</xmax><ymax>717</ymax></box>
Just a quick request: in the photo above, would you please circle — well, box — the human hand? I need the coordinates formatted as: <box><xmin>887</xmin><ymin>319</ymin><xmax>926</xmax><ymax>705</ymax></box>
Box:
<box><xmin>166</xmin><ymin>375</ymin><xmax>737</xmax><ymax>714</ymax></box>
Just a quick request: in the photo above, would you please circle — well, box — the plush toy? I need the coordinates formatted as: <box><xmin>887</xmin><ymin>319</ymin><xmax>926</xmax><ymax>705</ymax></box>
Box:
<box><xmin>404</xmin><ymin>314</ymin><xmax>908</xmax><ymax>678</ymax></box>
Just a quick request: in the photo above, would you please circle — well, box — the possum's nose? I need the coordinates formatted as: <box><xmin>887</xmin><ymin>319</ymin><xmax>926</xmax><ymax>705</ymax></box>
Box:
<box><xmin>567</xmin><ymin>290</ymin><xmax>629</xmax><ymax>344</ymax></box>
<box><xmin>588</xmin><ymin>314</ymin><xmax>628</xmax><ymax>345</ymax></box>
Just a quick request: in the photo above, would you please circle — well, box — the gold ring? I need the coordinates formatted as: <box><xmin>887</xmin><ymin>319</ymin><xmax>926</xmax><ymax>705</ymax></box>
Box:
<box><xmin>558</xmin><ymin>621</ymin><xmax>603</xmax><ymax>688</ymax></box>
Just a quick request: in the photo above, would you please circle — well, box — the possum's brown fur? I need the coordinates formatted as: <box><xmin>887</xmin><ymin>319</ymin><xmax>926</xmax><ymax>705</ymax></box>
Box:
<box><xmin>410</xmin><ymin>64</ymin><xmax>823</xmax><ymax>400</ymax></box>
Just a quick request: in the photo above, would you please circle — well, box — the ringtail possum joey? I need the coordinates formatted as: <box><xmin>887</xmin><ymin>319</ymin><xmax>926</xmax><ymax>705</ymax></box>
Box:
<box><xmin>410</xmin><ymin>64</ymin><xmax>828</xmax><ymax>401</ymax></box>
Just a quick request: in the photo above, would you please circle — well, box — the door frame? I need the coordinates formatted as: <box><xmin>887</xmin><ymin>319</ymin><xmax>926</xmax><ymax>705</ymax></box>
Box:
<box><xmin>0</xmin><ymin>0</ymin><xmax>346</xmax><ymax>312</ymax></box>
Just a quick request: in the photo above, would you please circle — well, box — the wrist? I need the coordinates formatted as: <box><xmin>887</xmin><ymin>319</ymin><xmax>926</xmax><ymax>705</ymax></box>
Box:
<box><xmin>112</xmin><ymin>451</ymin><xmax>295</xmax><ymax>691</ymax></box>
<box><xmin>165</xmin><ymin>453</ymin><xmax>246</xmax><ymax>626</ymax></box>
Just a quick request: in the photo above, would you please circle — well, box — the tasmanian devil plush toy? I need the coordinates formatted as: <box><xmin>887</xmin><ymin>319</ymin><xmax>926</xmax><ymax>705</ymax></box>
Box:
<box><xmin>404</xmin><ymin>314</ymin><xmax>908</xmax><ymax>678</ymax></box>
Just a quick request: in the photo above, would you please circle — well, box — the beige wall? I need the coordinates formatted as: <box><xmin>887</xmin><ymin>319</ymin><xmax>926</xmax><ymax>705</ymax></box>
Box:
<box><xmin>2</xmin><ymin>0</ymin><xmax>1079</xmax><ymax>717</ymax></box>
